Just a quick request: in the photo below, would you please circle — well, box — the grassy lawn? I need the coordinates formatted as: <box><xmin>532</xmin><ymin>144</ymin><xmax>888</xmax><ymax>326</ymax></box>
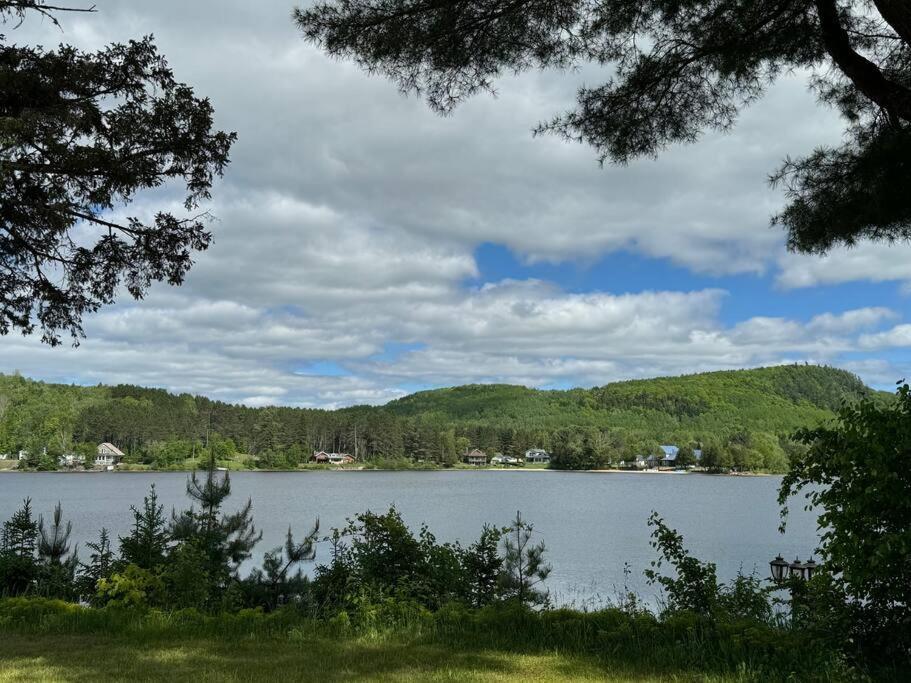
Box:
<box><xmin>0</xmin><ymin>633</ymin><xmax>709</xmax><ymax>682</ymax></box>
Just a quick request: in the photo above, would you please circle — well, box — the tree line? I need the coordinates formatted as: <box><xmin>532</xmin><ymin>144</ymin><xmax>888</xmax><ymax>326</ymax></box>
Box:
<box><xmin>0</xmin><ymin>365</ymin><xmax>872</xmax><ymax>472</ymax></box>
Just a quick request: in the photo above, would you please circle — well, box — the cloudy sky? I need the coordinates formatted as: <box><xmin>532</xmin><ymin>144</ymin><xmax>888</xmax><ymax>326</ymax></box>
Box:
<box><xmin>3</xmin><ymin>0</ymin><xmax>910</xmax><ymax>407</ymax></box>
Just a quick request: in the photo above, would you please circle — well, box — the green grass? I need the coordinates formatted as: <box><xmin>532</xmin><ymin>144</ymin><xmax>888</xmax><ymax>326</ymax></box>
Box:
<box><xmin>0</xmin><ymin>599</ymin><xmax>869</xmax><ymax>682</ymax></box>
<box><xmin>0</xmin><ymin>634</ymin><xmax>652</xmax><ymax>682</ymax></box>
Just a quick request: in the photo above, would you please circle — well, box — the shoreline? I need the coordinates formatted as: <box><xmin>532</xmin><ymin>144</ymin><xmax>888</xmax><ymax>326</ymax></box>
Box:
<box><xmin>0</xmin><ymin>466</ymin><xmax>776</xmax><ymax>477</ymax></box>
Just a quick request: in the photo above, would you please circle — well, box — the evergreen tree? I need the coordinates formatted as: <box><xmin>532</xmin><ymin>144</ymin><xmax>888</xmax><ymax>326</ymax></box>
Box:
<box><xmin>37</xmin><ymin>503</ymin><xmax>78</xmax><ymax>598</ymax></box>
<box><xmin>1</xmin><ymin>498</ymin><xmax>38</xmax><ymax>558</ymax></box>
<box><xmin>77</xmin><ymin>528</ymin><xmax>114</xmax><ymax>603</ymax></box>
<box><xmin>170</xmin><ymin>458</ymin><xmax>262</xmax><ymax>603</ymax></box>
<box><xmin>498</xmin><ymin>511</ymin><xmax>551</xmax><ymax>607</ymax></box>
<box><xmin>246</xmin><ymin>522</ymin><xmax>320</xmax><ymax>610</ymax></box>
<box><xmin>119</xmin><ymin>484</ymin><xmax>170</xmax><ymax>570</ymax></box>
<box><xmin>0</xmin><ymin>2</ymin><xmax>236</xmax><ymax>344</ymax></box>
<box><xmin>462</xmin><ymin>524</ymin><xmax>504</xmax><ymax>607</ymax></box>
<box><xmin>0</xmin><ymin>498</ymin><xmax>39</xmax><ymax>595</ymax></box>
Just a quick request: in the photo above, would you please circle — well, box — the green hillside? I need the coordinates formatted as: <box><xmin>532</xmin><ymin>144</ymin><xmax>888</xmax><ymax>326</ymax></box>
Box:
<box><xmin>387</xmin><ymin>364</ymin><xmax>873</xmax><ymax>432</ymax></box>
<box><xmin>0</xmin><ymin>364</ymin><xmax>880</xmax><ymax>472</ymax></box>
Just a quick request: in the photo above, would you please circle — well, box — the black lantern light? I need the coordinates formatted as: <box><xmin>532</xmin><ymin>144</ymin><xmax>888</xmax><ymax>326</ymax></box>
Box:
<box><xmin>789</xmin><ymin>557</ymin><xmax>806</xmax><ymax>579</ymax></box>
<box><xmin>803</xmin><ymin>558</ymin><xmax>818</xmax><ymax>580</ymax></box>
<box><xmin>769</xmin><ymin>555</ymin><xmax>789</xmax><ymax>582</ymax></box>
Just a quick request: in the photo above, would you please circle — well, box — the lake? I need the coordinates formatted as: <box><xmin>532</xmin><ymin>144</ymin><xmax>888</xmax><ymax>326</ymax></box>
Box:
<box><xmin>0</xmin><ymin>470</ymin><xmax>819</xmax><ymax>606</ymax></box>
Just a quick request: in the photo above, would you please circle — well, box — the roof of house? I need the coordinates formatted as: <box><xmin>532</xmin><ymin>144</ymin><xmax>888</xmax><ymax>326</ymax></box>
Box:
<box><xmin>467</xmin><ymin>449</ymin><xmax>486</xmax><ymax>457</ymax></box>
<box><xmin>525</xmin><ymin>448</ymin><xmax>549</xmax><ymax>454</ymax></box>
<box><xmin>658</xmin><ymin>445</ymin><xmax>680</xmax><ymax>461</ymax></box>
<box><xmin>98</xmin><ymin>442</ymin><xmax>125</xmax><ymax>456</ymax></box>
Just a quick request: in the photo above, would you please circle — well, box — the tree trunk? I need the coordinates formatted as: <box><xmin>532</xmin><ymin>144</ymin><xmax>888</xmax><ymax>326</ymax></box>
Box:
<box><xmin>815</xmin><ymin>0</ymin><xmax>911</xmax><ymax>122</ymax></box>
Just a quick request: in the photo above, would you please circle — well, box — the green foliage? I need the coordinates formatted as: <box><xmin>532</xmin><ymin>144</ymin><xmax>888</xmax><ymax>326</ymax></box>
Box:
<box><xmin>319</xmin><ymin>506</ymin><xmax>468</xmax><ymax>610</ymax></box>
<box><xmin>780</xmin><ymin>382</ymin><xmax>911</xmax><ymax>661</ymax></box>
<box><xmin>645</xmin><ymin>512</ymin><xmax>772</xmax><ymax>624</ymax></box>
<box><xmin>97</xmin><ymin>565</ymin><xmax>164</xmax><ymax>610</ymax></box>
<box><xmin>0</xmin><ymin>596</ymin><xmax>863</xmax><ymax>681</ymax></box>
<box><xmin>674</xmin><ymin>445</ymin><xmax>696</xmax><ymax>469</ymax></box>
<box><xmin>0</xmin><ymin>3</ymin><xmax>236</xmax><ymax>343</ymax></box>
<box><xmin>159</xmin><ymin>545</ymin><xmax>210</xmax><ymax>611</ymax></box>
<box><xmin>645</xmin><ymin>512</ymin><xmax>720</xmax><ymax>616</ymax></box>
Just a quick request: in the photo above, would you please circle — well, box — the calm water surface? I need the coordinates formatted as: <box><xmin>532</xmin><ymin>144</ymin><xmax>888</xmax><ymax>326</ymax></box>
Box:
<box><xmin>0</xmin><ymin>470</ymin><xmax>819</xmax><ymax>605</ymax></box>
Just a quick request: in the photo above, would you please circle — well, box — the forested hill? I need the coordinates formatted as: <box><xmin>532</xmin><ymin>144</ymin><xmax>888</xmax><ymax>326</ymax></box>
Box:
<box><xmin>386</xmin><ymin>364</ymin><xmax>871</xmax><ymax>429</ymax></box>
<box><xmin>0</xmin><ymin>365</ymin><xmax>878</xmax><ymax>471</ymax></box>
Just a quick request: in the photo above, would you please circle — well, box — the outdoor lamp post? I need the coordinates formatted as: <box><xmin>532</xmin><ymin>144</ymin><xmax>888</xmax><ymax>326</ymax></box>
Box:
<box><xmin>769</xmin><ymin>555</ymin><xmax>789</xmax><ymax>582</ymax></box>
<box><xmin>803</xmin><ymin>559</ymin><xmax>818</xmax><ymax>580</ymax></box>
<box><xmin>769</xmin><ymin>554</ymin><xmax>817</xmax><ymax>582</ymax></box>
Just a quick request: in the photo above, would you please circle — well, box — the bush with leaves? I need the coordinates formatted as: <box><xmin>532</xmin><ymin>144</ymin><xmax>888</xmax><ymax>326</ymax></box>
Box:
<box><xmin>314</xmin><ymin>507</ymin><xmax>469</xmax><ymax>611</ymax></box>
<box><xmin>645</xmin><ymin>512</ymin><xmax>771</xmax><ymax>624</ymax></box>
<box><xmin>97</xmin><ymin>564</ymin><xmax>164</xmax><ymax>610</ymax></box>
<box><xmin>462</xmin><ymin>524</ymin><xmax>505</xmax><ymax>608</ymax></box>
<box><xmin>780</xmin><ymin>382</ymin><xmax>911</xmax><ymax>663</ymax></box>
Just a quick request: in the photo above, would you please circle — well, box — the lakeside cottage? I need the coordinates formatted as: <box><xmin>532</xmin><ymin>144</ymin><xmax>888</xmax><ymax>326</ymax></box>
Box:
<box><xmin>621</xmin><ymin>455</ymin><xmax>648</xmax><ymax>470</ymax></box>
<box><xmin>659</xmin><ymin>445</ymin><xmax>680</xmax><ymax>467</ymax></box>
<box><xmin>95</xmin><ymin>443</ymin><xmax>124</xmax><ymax>469</ymax></box>
<box><xmin>524</xmin><ymin>448</ymin><xmax>550</xmax><ymax>464</ymax></box>
<box><xmin>491</xmin><ymin>453</ymin><xmax>522</xmax><ymax>466</ymax></box>
<box><xmin>57</xmin><ymin>453</ymin><xmax>83</xmax><ymax>468</ymax></box>
<box><xmin>310</xmin><ymin>451</ymin><xmax>355</xmax><ymax>465</ymax></box>
<box><xmin>465</xmin><ymin>449</ymin><xmax>487</xmax><ymax>466</ymax></box>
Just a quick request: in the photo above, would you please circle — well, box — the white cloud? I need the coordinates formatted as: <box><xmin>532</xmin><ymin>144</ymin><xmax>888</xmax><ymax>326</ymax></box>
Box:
<box><xmin>777</xmin><ymin>243</ymin><xmax>911</xmax><ymax>289</ymax></box>
<box><xmin>859</xmin><ymin>324</ymin><xmax>911</xmax><ymax>350</ymax></box>
<box><xmin>0</xmin><ymin>1</ymin><xmax>904</xmax><ymax>403</ymax></box>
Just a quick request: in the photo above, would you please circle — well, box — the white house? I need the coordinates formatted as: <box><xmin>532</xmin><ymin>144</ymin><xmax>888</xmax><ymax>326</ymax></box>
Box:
<box><xmin>491</xmin><ymin>453</ymin><xmax>522</xmax><ymax>466</ymax></box>
<box><xmin>58</xmin><ymin>453</ymin><xmax>83</xmax><ymax>468</ymax></box>
<box><xmin>95</xmin><ymin>443</ymin><xmax>125</xmax><ymax>468</ymax></box>
<box><xmin>524</xmin><ymin>448</ymin><xmax>550</xmax><ymax>464</ymax></box>
<box><xmin>620</xmin><ymin>455</ymin><xmax>648</xmax><ymax>470</ymax></box>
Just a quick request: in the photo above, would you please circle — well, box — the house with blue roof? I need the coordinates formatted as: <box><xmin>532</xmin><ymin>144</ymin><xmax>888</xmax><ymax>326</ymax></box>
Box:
<box><xmin>659</xmin><ymin>445</ymin><xmax>679</xmax><ymax>467</ymax></box>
